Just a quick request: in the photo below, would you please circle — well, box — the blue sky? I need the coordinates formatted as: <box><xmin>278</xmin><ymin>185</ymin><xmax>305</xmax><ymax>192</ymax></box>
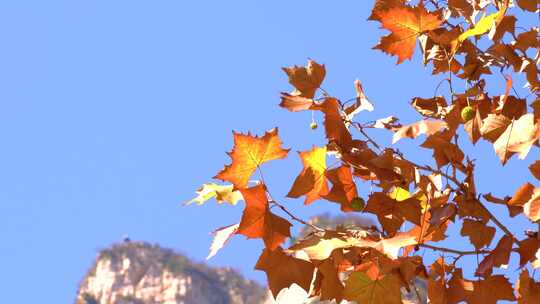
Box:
<box><xmin>0</xmin><ymin>1</ymin><xmax>536</xmax><ymax>303</ymax></box>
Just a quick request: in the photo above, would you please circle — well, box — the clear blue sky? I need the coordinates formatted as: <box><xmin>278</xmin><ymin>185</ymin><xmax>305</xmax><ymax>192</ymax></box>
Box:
<box><xmin>0</xmin><ymin>1</ymin><xmax>536</xmax><ymax>303</ymax></box>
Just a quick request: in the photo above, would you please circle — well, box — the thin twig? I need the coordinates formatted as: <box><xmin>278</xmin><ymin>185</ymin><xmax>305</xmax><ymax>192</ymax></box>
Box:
<box><xmin>269</xmin><ymin>200</ymin><xmax>325</xmax><ymax>232</ymax></box>
<box><xmin>419</xmin><ymin>243</ymin><xmax>489</xmax><ymax>255</ymax></box>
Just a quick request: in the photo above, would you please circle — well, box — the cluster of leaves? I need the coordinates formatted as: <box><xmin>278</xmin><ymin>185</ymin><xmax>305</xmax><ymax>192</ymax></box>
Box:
<box><xmin>187</xmin><ymin>0</ymin><xmax>540</xmax><ymax>303</ymax></box>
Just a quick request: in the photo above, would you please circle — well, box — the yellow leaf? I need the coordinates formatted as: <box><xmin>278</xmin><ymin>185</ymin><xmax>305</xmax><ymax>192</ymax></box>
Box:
<box><xmin>185</xmin><ymin>183</ymin><xmax>244</xmax><ymax>206</ymax></box>
<box><xmin>457</xmin><ymin>7</ymin><xmax>507</xmax><ymax>43</ymax></box>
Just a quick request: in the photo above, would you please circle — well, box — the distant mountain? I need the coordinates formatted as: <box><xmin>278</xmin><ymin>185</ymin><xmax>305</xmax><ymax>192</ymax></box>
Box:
<box><xmin>76</xmin><ymin>214</ymin><xmax>427</xmax><ymax>303</ymax></box>
<box><xmin>76</xmin><ymin>241</ymin><xmax>271</xmax><ymax>304</ymax></box>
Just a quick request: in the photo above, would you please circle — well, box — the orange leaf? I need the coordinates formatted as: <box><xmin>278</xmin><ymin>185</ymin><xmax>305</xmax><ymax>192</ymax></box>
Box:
<box><xmin>312</xmin><ymin>97</ymin><xmax>354</xmax><ymax>150</ymax></box>
<box><xmin>529</xmin><ymin>160</ymin><xmax>540</xmax><ymax>181</ymax></box>
<box><xmin>508</xmin><ymin>183</ymin><xmax>540</xmax><ymax>221</ymax></box>
<box><xmin>282</xmin><ymin>59</ymin><xmax>326</xmax><ymax>99</ymax></box>
<box><xmin>237</xmin><ymin>184</ymin><xmax>291</xmax><ymax>250</ymax></box>
<box><xmin>323</xmin><ymin>165</ymin><xmax>358</xmax><ymax>212</ymax></box>
<box><xmin>214</xmin><ymin>128</ymin><xmax>289</xmax><ymax>189</ymax></box>
<box><xmin>448</xmin><ymin>269</ymin><xmax>515</xmax><ymax>304</ymax></box>
<box><xmin>374</xmin><ymin>4</ymin><xmax>443</xmax><ymax>64</ymax></box>
<box><xmin>518</xmin><ymin>238</ymin><xmax>540</xmax><ymax>268</ymax></box>
<box><xmin>516</xmin><ymin>269</ymin><xmax>540</xmax><ymax>304</ymax></box>
<box><xmin>392</xmin><ymin>119</ymin><xmax>447</xmax><ymax>144</ymax></box>
<box><xmin>255</xmin><ymin>247</ymin><xmax>315</xmax><ymax>298</ymax></box>
<box><xmin>279</xmin><ymin>92</ymin><xmax>314</xmax><ymax>112</ymax></box>
<box><xmin>460</xmin><ymin>219</ymin><xmax>495</xmax><ymax>250</ymax></box>
<box><xmin>344</xmin><ymin>269</ymin><xmax>402</xmax><ymax>303</ymax></box>
<box><xmin>317</xmin><ymin>259</ymin><xmax>345</xmax><ymax>302</ymax></box>
<box><xmin>287</xmin><ymin>146</ymin><xmax>329</xmax><ymax>205</ymax></box>
<box><xmin>365</xmin><ymin>192</ymin><xmax>422</xmax><ymax>235</ymax></box>
<box><xmin>475</xmin><ymin>235</ymin><xmax>513</xmax><ymax>277</ymax></box>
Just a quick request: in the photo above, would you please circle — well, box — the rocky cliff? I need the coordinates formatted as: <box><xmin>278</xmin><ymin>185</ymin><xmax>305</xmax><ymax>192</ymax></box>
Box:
<box><xmin>76</xmin><ymin>241</ymin><xmax>271</xmax><ymax>304</ymax></box>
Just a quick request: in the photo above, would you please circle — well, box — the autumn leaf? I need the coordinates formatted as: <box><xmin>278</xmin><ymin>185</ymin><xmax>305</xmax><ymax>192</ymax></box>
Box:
<box><xmin>475</xmin><ymin>235</ymin><xmax>513</xmax><ymax>277</ymax></box>
<box><xmin>206</xmin><ymin>223</ymin><xmax>239</xmax><ymax>260</ymax></box>
<box><xmin>460</xmin><ymin>219</ymin><xmax>495</xmax><ymax>250</ymax></box>
<box><xmin>516</xmin><ymin>269</ymin><xmax>540</xmax><ymax>304</ymax></box>
<box><xmin>448</xmin><ymin>269</ymin><xmax>516</xmax><ymax>304</ymax></box>
<box><xmin>255</xmin><ymin>247</ymin><xmax>315</xmax><ymax>298</ymax></box>
<box><xmin>457</xmin><ymin>5</ymin><xmax>508</xmax><ymax>43</ymax></box>
<box><xmin>344</xmin><ymin>79</ymin><xmax>374</xmax><ymax>121</ymax></box>
<box><xmin>494</xmin><ymin>113</ymin><xmax>540</xmax><ymax>165</ymax></box>
<box><xmin>282</xmin><ymin>59</ymin><xmax>326</xmax><ymax>99</ymax></box>
<box><xmin>185</xmin><ymin>183</ymin><xmax>243</xmax><ymax>206</ymax></box>
<box><xmin>507</xmin><ymin>182</ymin><xmax>540</xmax><ymax>221</ymax></box>
<box><xmin>373</xmin><ymin>4</ymin><xmax>443</xmax><ymax>64</ymax></box>
<box><xmin>464</xmin><ymin>109</ymin><xmax>483</xmax><ymax>145</ymax></box>
<box><xmin>322</xmin><ymin>165</ymin><xmax>358</xmax><ymax>211</ymax></box>
<box><xmin>215</xmin><ymin>128</ymin><xmax>289</xmax><ymax>189</ymax></box>
<box><xmin>518</xmin><ymin>238</ymin><xmax>540</xmax><ymax>267</ymax></box>
<box><xmin>480</xmin><ymin>114</ymin><xmax>512</xmax><ymax>142</ymax></box>
<box><xmin>237</xmin><ymin>184</ymin><xmax>291</xmax><ymax>250</ymax></box>
<box><xmin>287</xmin><ymin>146</ymin><xmax>329</xmax><ymax>205</ymax></box>
<box><xmin>316</xmin><ymin>259</ymin><xmax>345</xmax><ymax>302</ymax></box>
<box><xmin>365</xmin><ymin>191</ymin><xmax>422</xmax><ymax>235</ymax></box>
<box><xmin>529</xmin><ymin>160</ymin><xmax>540</xmax><ymax>181</ymax></box>
<box><xmin>312</xmin><ymin>97</ymin><xmax>354</xmax><ymax>150</ymax></box>
<box><xmin>279</xmin><ymin>92</ymin><xmax>314</xmax><ymax>112</ymax></box>
<box><xmin>392</xmin><ymin>119</ymin><xmax>447</xmax><ymax>143</ymax></box>
<box><xmin>421</xmin><ymin>133</ymin><xmax>465</xmax><ymax>169</ymax></box>
<box><xmin>343</xmin><ymin>270</ymin><xmax>402</xmax><ymax>304</ymax></box>
<box><xmin>289</xmin><ymin>230</ymin><xmax>418</xmax><ymax>260</ymax></box>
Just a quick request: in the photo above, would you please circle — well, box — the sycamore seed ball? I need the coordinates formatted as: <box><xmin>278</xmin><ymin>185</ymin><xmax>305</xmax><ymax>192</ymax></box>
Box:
<box><xmin>351</xmin><ymin>197</ymin><xmax>365</xmax><ymax>211</ymax></box>
<box><xmin>310</xmin><ymin>121</ymin><xmax>318</xmax><ymax>130</ymax></box>
<box><xmin>461</xmin><ymin>106</ymin><xmax>475</xmax><ymax>122</ymax></box>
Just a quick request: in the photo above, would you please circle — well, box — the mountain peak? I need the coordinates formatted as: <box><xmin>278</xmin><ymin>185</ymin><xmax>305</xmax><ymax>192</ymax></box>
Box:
<box><xmin>76</xmin><ymin>241</ymin><xmax>271</xmax><ymax>304</ymax></box>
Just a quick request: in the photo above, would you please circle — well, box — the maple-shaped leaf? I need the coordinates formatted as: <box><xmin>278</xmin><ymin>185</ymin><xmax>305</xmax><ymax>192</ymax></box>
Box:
<box><xmin>421</xmin><ymin>134</ymin><xmax>465</xmax><ymax>170</ymax></box>
<box><xmin>475</xmin><ymin>235</ymin><xmax>513</xmax><ymax>277</ymax></box>
<box><xmin>460</xmin><ymin>219</ymin><xmax>495</xmax><ymax>250</ymax></box>
<box><xmin>518</xmin><ymin>238</ymin><xmax>540</xmax><ymax>267</ymax></box>
<box><xmin>529</xmin><ymin>160</ymin><xmax>540</xmax><ymax>181</ymax></box>
<box><xmin>215</xmin><ymin>128</ymin><xmax>289</xmax><ymax>189</ymax></box>
<box><xmin>185</xmin><ymin>183</ymin><xmax>243</xmax><ymax>206</ymax></box>
<box><xmin>516</xmin><ymin>269</ymin><xmax>540</xmax><ymax>304</ymax></box>
<box><xmin>392</xmin><ymin>119</ymin><xmax>447</xmax><ymax>144</ymax></box>
<box><xmin>282</xmin><ymin>60</ymin><xmax>326</xmax><ymax>99</ymax></box>
<box><xmin>206</xmin><ymin>223</ymin><xmax>239</xmax><ymax>260</ymax></box>
<box><xmin>322</xmin><ymin>165</ymin><xmax>358</xmax><ymax>212</ymax></box>
<box><xmin>255</xmin><ymin>247</ymin><xmax>315</xmax><ymax>298</ymax></box>
<box><xmin>374</xmin><ymin>4</ymin><xmax>443</xmax><ymax>64</ymax></box>
<box><xmin>369</xmin><ymin>0</ymin><xmax>405</xmax><ymax>21</ymax></box>
<box><xmin>343</xmin><ymin>269</ymin><xmax>402</xmax><ymax>304</ymax></box>
<box><xmin>447</xmin><ymin>269</ymin><xmax>516</xmax><ymax>304</ymax></box>
<box><xmin>287</xmin><ymin>146</ymin><xmax>329</xmax><ymax>205</ymax></box>
<box><xmin>516</xmin><ymin>0</ymin><xmax>540</xmax><ymax>12</ymax></box>
<box><xmin>312</xmin><ymin>97</ymin><xmax>354</xmax><ymax>150</ymax></box>
<box><xmin>237</xmin><ymin>184</ymin><xmax>291</xmax><ymax>250</ymax></box>
<box><xmin>494</xmin><ymin>113</ymin><xmax>540</xmax><ymax>164</ymax></box>
<box><xmin>316</xmin><ymin>258</ymin><xmax>345</xmax><ymax>302</ymax></box>
<box><xmin>365</xmin><ymin>191</ymin><xmax>422</xmax><ymax>235</ymax></box>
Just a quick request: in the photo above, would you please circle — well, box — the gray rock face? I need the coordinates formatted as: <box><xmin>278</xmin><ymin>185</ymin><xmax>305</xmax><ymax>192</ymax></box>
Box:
<box><xmin>76</xmin><ymin>242</ymin><xmax>271</xmax><ymax>304</ymax></box>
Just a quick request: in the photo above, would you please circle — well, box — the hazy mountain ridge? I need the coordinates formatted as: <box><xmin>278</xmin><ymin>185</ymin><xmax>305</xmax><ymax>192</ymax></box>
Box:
<box><xmin>76</xmin><ymin>241</ymin><xmax>271</xmax><ymax>304</ymax></box>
